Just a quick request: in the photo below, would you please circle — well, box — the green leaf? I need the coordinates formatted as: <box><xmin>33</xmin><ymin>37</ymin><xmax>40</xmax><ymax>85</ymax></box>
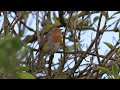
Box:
<box><xmin>23</xmin><ymin>12</ymin><xmax>29</xmax><ymax>19</ymax></box>
<box><xmin>0</xmin><ymin>35</ymin><xmax>22</xmax><ymax>70</ymax></box>
<box><xmin>116</xmin><ymin>48</ymin><xmax>120</xmax><ymax>55</ymax></box>
<box><xmin>55</xmin><ymin>74</ymin><xmax>66</xmax><ymax>79</ymax></box>
<box><xmin>116</xmin><ymin>76</ymin><xmax>120</xmax><ymax>79</ymax></box>
<box><xmin>65</xmin><ymin>45</ymin><xmax>74</xmax><ymax>51</ymax></box>
<box><xmin>23</xmin><ymin>35</ymin><xmax>34</xmax><ymax>43</ymax></box>
<box><xmin>103</xmin><ymin>42</ymin><xmax>113</xmax><ymax>49</ymax></box>
<box><xmin>45</xmin><ymin>24</ymin><xmax>56</xmax><ymax>32</ymax></box>
<box><xmin>83</xmin><ymin>20</ymin><xmax>89</xmax><ymax>26</ymax></box>
<box><xmin>107</xmin><ymin>78</ymin><xmax>113</xmax><ymax>79</ymax></box>
<box><xmin>17</xmin><ymin>72</ymin><xmax>35</xmax><ymax>79</ymax></box>
<box><xmin>71</xmin><ymin>14</ymin><xmax>79</xmax><ymax>21</ymax></box>
<box><xmin>112</xmin><ymin>11</ymin><xmax>120</xmax><ymax>16</ymax></box>
<box><xmin>111</xmin><ymin>64</ymin><xmax>119</xmax><ymax>79</ymax></box>
<box><xmin>91</xmin><ymin>11</ymin><xmax>100</xmax><ymax>14</ymax></box>
<box><xmin>108</xmin><ymin>16</ymin><xmax>116</xmax><ymax>21</ymax></box>
<box><xmin>53</xmin><ymin>17</ymin><xmax>61</xmax><ymax>25</ymax></box>
<box><xmin>65</xmin><ymin>43</ymin><xmax>80</xmax><ymax>51</ymax></box>
<box><xmin>97</xmin><ymin>66</ymin><xmax>112</xmax><ymax>76</ymax></box>
<box><xmin>103</xmin><ymin>11</ymin><xmax>109</xmax><ymax>20</ymax></box>
<box><xmin>93</xmin><ymin>16</ymin><xmax>100</xmax><ymax>23</ymax></box>
<box><xmin>16</xmin><ymin>66</ymin><xmax>30</xmax><ymax>72</ymax></box>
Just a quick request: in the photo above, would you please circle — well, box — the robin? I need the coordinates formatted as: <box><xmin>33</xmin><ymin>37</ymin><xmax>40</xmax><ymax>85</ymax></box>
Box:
<box><xmin>36</xmin><ymin>27</ymin><xmax>62</xmax><ymax>69</ymax></box>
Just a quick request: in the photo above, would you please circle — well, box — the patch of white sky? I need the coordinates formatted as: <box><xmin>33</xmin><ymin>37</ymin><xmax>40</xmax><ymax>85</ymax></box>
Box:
<box><xmin>0</xmin><ymin>11</ymin><xmax>119</xmax><ymax>72</ymax></box>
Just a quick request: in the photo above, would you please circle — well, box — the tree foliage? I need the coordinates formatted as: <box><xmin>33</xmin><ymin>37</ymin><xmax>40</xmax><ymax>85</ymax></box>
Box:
<box><xmin>0</xmin><ymin>11</ymin><xmax>120</xmax><ymax>79</ymax></box>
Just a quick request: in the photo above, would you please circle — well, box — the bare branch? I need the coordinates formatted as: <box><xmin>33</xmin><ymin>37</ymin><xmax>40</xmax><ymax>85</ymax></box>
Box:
<box><xmin>95</xmin><ymin>11</ymin><xmax>103</xmax><ymax>65</ymax></box>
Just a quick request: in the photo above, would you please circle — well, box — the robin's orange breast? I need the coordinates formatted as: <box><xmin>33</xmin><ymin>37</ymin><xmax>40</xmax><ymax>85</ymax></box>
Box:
<box><xmin>53</xmin><ymin>28</ymin><xmax>62</xmax><ymax>43</ymax></box>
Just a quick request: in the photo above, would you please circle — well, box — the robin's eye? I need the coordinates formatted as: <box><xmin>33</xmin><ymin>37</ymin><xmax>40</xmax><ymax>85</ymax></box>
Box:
<box><xmin>54</xmin><ymin>28</ymin><xmax>57</xmax><ymax>31</ymax></box>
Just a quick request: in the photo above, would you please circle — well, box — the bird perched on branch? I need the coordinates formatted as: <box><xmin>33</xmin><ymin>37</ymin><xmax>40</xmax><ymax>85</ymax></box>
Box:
<box><xmin>36</xmin><ymin>27</ymin><xmax>62</xmax><ymax>69</ymax></box>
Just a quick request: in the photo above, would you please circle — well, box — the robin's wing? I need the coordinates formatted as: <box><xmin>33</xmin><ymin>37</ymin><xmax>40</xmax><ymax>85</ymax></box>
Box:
<box><xmin>36</xmin><ymin>31</ymin><xmax>50</xmax><ymax>55</ymax></box>
<box><xmin>39</xmin><ymin>36</ymin><xmax>47</xmax><ymax>50</ymax></box>
<box><xmin>39</xmin><ymin>31</ymin><xmax>52</xmax><ymax>50</ymax></box>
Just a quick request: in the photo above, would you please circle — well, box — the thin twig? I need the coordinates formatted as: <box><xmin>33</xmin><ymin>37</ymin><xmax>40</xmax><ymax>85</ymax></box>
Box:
<box><xmin>36</xmin><ymin>11</ymin><xmax>41</xmax><ymax>50</ymax></box>
<box><xmin>95</xmin><ymin>11</ymin><xmax>103</xmax><ymax>65</ymax></box>
<box><xmin>48</xmin><ymin>55</ymin><xmax>54</xmax><ymax>79</ymax></box>
<box><xmin>67</xmin><ymin>19</ymin><xmax>109</xmax><ymax>77</ymax></box>
<box><xmin>59</xmin><ymin>11</ymin><xmax>66</xmax><ymax>26</ymax></box>
<box><xmin>101</xmin><ymin>40</ymin><xmax>120</xmax><ymax>65</ymax></box>
<box><xmin>20</xmin><ymin>20</ymin><xmax>35</xmax><ymax>32</ymax></box>
<box><xmin>3</xmin><ymin>11</ymin><xmax>10</xmax><ymax>35</ymax></box>
<box><xmin>103</xmin><ymin>47</ymin><xmax>119</xmax><ymax>66</ymax></box>
<box><xmin>74</xmin><ymin>28</ymin><xmax>77</xmax><ymax>64</ymax></box>
<box><xmin>86</xmin><ymin>67</ymin><xmax>97</xmax><ymax>79</ymax></box>
<box><xmin>7</xmin><ymin>12</ymin><xmax>37</xmax><ymax>51</ymax></box>
<box><xmin>62</xmin><ymin>12</ymin><xmax>73</xmax><ymax>69</ymax></box>
<box><xmin>56</xmin><ymin>51</ymin><xmax>118</xmax><ymax>61</ymax></box>
<box><xmin>10</xmin><ymin>11</ymin><xmax>25</xmax><ymax>29</ymax></box>
<box><xmin>76</xmin><ymin>11</ymin><xmax>92</xmax><ymax>28</ymax></box>
<box><xmin>55</xmin><ymin>11</ymin><xmax>73</xmax><ymax>78</ymax></box>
